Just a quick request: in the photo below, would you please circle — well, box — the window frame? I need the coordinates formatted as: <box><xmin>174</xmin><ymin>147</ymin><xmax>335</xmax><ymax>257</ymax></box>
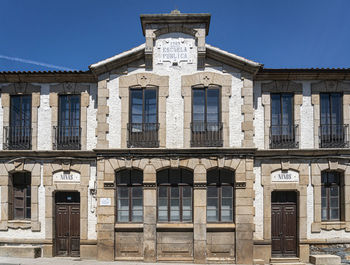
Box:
<box><xmin>58</xmin><ymin>94</ymin><xmax>81</xmax><ymax>129</ymax></box>
<box><xmin>191</xmin><ymin>85</ymin><xmax>221</xmax><ymax>125</ymax></box>
<box><xmin>321</xmin><ymin>171</ymin><xmax>343</xmax><ymax>222</ymax></box>
<box><xmin>320</xmin><ymin>93</ymin><xmax>343</xmax><ymax>127</ymax></box>
<box><xmin>115</xmin><ymin>169</ymin><xmax>143</xmax><ymax>223</ymax></box>
<box><xmin>10</xmin><ymin>172</ymin><xmax>31</xmax><ymax>220</ymax></box>
<box><xmin>157</xmin><ymin>168</ymin><xmax>193</xmax><ymax>223</ymax></box>
<box><xmin>129</xmin><ymin>86</ymin><xmax>159</xmax><ymax>126</ymax></box>
<box><xmin>206</xmin><ymin>169</ymin><xmax>235</xmax><ymax>223</ymax></box>
<box><xmin>270</xmin><ymin>93</ymin><xmax>294</xmax><ymax>128</ymax></box>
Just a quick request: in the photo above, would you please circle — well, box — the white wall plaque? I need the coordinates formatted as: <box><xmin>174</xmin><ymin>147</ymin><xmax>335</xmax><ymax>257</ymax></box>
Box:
<box><xmin>53</xmin><ymin>171</ymin><xmax>80</xmax><ymax>183</ymax></box>
<box><xmin>271</xmin><ymin>170</ymin><xmax>299</xmax><ymax>182</ymax></box>
<box><xmin>158</xmin><ymin>39</ymin><xmax>193</xmax><ymax>64</ymax></box>
<box><xmin>100</xmin><ymin>198</ymin><xmax>111</xmax><ymax>206</ymax></box>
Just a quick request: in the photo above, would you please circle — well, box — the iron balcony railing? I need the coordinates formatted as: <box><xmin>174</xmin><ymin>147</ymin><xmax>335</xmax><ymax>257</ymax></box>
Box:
<box><xmin>53</xmin><ymin>126</ymin><xmax>81</xmax><ymax>150</ymax></box>
<box><xmin>127</xmin><ymin>123</ymin><xmax>159</xmax><ymax>148</ymax></box>
<box><xmin>319</xmin><ymin>124</ymin><xmax>349</xmax><ymax>148</ymax></box>
<box><xmin>3</xmin><ymin>126</ymin><xmax>32</xmax><ymax>150</ymax></box>
<box><xmin>191</xmin><ymin>122</ymin><xmax>223</xmax><ymax>147</ymax></box>
<box><xmin>269</xmin><ymin>125</ymin><xmax>299</xmax><ymax>149</ymax></box>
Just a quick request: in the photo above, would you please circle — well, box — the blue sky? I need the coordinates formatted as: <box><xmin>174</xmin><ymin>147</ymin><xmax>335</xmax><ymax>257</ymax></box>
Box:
<box><xmin>1</xmin><ymin>0</ymin><xmax>349</xmax><ymax>71</ymax></box>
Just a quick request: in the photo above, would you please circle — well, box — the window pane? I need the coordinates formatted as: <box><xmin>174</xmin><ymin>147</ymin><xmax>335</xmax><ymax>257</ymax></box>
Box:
<box><xmin>320</xmin><ymin>94</ymin><xmax>330</xmax><ymax>125</ymax></box>
<box><xmin>118</xmin><ymin>199</ymin><xmax>129</xmax><ymax>211</ymax></box>
<box><xmin>132</xmin><ymin>211</ymin><xmax>143</xmax><ymax>222</ymax></box>
<box><xmin>132</xmin><ymin>187</ymin><xmax>143</xmax><ymax>198</ymax></box>
<box><xmin>26</xmin><ymin>208</ymin><xmax>31</xmax><ymax>219</ymax></box>
<box><xmin>193</xmin><ymin>89</ymin><xmax>205</xmax><ymax>122</ymax></box>
<box><xmin>207</xmin><ymin>89</ymin><xmax>219</xmax><ymax>123</ymax></box>
<box><xmin>182</xmin><ymin>210</ymin><xmax>192</xmax><ymax>221</ymax></box>
<box><xmin>330</xmin><ymin>186</ymin><xmax>339</xmax><ymax>197</ymax></box>
<box><xmin>117</xmin><ymin>211</ymin><xmax>129</xmax><ymax>222</ymax></box>
<box><xmin>330</xmin><ymin>197</ymin><xmax>339</xmax><ymax>208</ymax></box>
<box><xmin>131</xmin><ymin>90</ymin><xmax>143</xmax><ymax>124</ymax></box>
<box><xmin>207</xmin><ymin>186</ymin><xmax>218</xmax><ymax>197</ymax></box>
<box><xmin>271</xmin><ymin>94</ymin><xmax>281</xmax><ymax>126</ymax></box>
<box><xmin>158</xmin><ymin>187</ymin><xmax>168</xmax><ymax>221</ymax></box>
<box><xmin>144</xmin><ymin>89</ymin><xmax>157</xmax><ymax>124</ymax></box>
<box><xmin>118</xmin><ymin>187</ymin><xmax>129</xmax><ymax>198</ymax></box>
<box><xmin>331</xmin><ymin>94</ymin><xmax>342</xmax><ymax>125</ymax></box>
<box><xmin>170</xmin><ymin>187</ymin><xmax>180</xmax><ymax>221</ymax></box>
<box><xmin>222</xmin><ymin>186</ymin><xmax>233</xmax><ymax>198</ymax></box>
<box><xmin>281</xmin><ymin>94</ymin><xmax>293</xmax><ymax>126</ymax></box>
<box><xmin>330</xmin><ymin>208</ymin><xmax>339</xmax><ymax>220</ymax></box>
<box><xmin>321</xmin><ymin>208</ymin><xmax>328</xmax><ymax>220</ymax></box>
<box><xmin>321</xmin><ymin>186</ymin><xmax>326</xmax><ymax>197</ymax></box>
<box><xmin>207</xmin><ymin>197</ymin><xmax>218</xmax><ymax>222</ymax></box>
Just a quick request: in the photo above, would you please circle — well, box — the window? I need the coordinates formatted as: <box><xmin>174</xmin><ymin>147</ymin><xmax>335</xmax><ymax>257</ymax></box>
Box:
<box><xmin>191</xmin><ymin>86</ymin><xmax>222</xmax><ymax>147</ymax></box>
<box><xmin>9</xmin><ymin>172</ymin><xmax>31</xmax><ymax>220</ymax></box>
<box><xmin>207</xmin><ymin>169</ymin><xmax>234</xmax><ymax>222</ymax></box>
<box><xmin>116</xmin><ymin>169</ymin><xmax>143</xmax><ymax>222</ymax></box>
<box><xmin>270</xmin><ymin>93</ymin><xmax>297</xmax><ymax>148</ymax></box>
<box><xmin>6</xmin><ymin>95</ymin><xmax>32</xmax><ymax>150</ymax></box>
<box><xmin>128</xmin><ymin>87</ymin><xmax>158</xmax><ymax>147</ymax></box>
<box><xmin>321</xmin><ymin>171</ymin><xmax>342</xmax><ymax>221</ymax></box>
<box><xmin>157</xmin><ymin>168</ymin><xmax>193</xmax><ymax>222</ymax></box>
<box><xmin>320</xmin><ymin>93</ymin><xmax>346</xmax><ymax>147</ymax></box>
<box><xmin>55</xmin><ymin>95</ymin><xmax>81</xmax><ymax>150</ymax></box>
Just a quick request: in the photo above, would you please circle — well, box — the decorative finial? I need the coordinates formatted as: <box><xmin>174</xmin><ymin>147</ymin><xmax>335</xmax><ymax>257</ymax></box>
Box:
<box><xmin>170</xmin><ymin>9</ymin><xmax>181</xmax><ymax>14</ymax></box>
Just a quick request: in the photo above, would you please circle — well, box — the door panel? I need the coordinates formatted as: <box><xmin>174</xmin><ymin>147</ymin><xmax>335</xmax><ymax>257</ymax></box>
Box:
<box><xmin>55</xmin><ymin>203</ymin><xmax>80</xmax><ymax>257</ymax></box>
<box><xmin>271</xmin><ymin>195</ymin><xmax>297</xmax><ymax>257</ymax></box>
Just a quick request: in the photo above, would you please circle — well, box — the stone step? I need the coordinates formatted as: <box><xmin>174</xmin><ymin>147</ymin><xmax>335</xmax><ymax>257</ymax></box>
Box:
<box><xmin>309</xmin><ymin>254</ymin><xmax>341</xmax><ymax>265</ymax></box>
<box><xmin>254</xmin><ymin>258</ymin><xmax>266</xmax><ymax>264</ymax></box>
<box><xmin>271</xmin><ymin>257</ymin><xmax>301</xmax><ymax>263</ymax></box>
<box><xmin>0</xmin><ymin>245</ymin><xmax>41</xmax><ymax>258</ymax></box>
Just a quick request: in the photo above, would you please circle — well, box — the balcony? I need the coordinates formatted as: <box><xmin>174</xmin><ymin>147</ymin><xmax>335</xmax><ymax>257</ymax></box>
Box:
<box><xmin>53</xmin><ymin>126</ymin><xmax>81</xmax><ymax>150</ymax></box>
<box><xmin>269</xmin><ymin>125</ymin><xmax>299</xmax><ymax>149</ymax></box>
<box><xmin>127</xmin><ymin>123</ymin><xmax>159</xmax><ymax>148</ymax></box>
<box><xmin>3</xmin><ymin>126</ymin><xmax>32</xmax><ymax>150</ymax></box>
<box><xmin>319</xmin><ymin>124</ymin><xmax>349</xmax><ymax>148</ymax></box>
<box><xmin>191</xmin><ymin>122</ymin><xmax>223</xmax><ymax>147</ymax></box>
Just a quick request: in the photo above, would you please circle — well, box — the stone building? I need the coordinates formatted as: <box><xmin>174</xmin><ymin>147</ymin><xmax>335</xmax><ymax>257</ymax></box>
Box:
<box><xmin>0</xmin><ymin>10</ymin><xmax>349</xmax><ymax>265</ymax></box>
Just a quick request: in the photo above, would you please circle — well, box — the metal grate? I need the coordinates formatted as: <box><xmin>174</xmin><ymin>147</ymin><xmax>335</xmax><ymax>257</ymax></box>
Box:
<box><xmin>3</xmin><ymin>126</ymin><xmax>32</xmax><ymax>150</ymax></box>
<box><xmin>269</xmin><ymin>125</ymin><xmax>299</xmax><ymax>149</ymax></box>
<box><xmin>127</xmin><ymin>123</ymin><xmax>159</xmax><ymax>148</ymax></box>
<box><xmin>319</xmin><ymin>124</ymin><xmax>349</xmax><ymax>148</ymax></box>
<box><xmin>53</xmin><ymin>126</ymin><xmax>81</xmax><ymax>150</ymax></box>
<box><xmin>191</xmin><ymin>122</ymin><xmax>223</xmax><ymax>147</ymax></box>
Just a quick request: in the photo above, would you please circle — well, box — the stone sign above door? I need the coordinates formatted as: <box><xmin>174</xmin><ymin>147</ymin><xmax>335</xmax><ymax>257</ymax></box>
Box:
<box><xmin>271</xmin><ymin>170</ymin><xmax>299</xmax><ymax>183</ymax></box>
<box><xmin>156</xmin><ymin>39</ymin><xmax>194</xmax><ymax>64</ymax></box>
<box><xmin>53</xmin><ymin>171</ymin><xmax>81</xmax><ymax>183</ymax></box>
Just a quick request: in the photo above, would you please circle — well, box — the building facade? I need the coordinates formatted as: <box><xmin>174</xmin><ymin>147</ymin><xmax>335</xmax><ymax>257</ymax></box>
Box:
<box><xmin>0</xmin><ymin>10</ymin><xmax>350</xmax><ymax>264</ymax></box>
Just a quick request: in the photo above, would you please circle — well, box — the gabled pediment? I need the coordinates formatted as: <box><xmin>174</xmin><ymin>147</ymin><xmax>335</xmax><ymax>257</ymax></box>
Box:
<box><xmin>89</xmin><ymin>42</ymin><xmax>262</xmax><ymax>75</ymax></box>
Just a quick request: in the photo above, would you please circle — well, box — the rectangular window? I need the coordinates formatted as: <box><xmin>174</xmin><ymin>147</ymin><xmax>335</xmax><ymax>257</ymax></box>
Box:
<box><xmin>116</xmin><ymin>170</ymin><xmax>143</xmax><ymax>222</ymax></box>
<box><xmin>128</xmin><ymin>88</ymin><xmax>158</xmax><ymax>147</ymax></box>
<box><xmin>321</xmin><ymin>171</ymin><xmax>341</xmax><ymax>221</ymax></box>
<box><xmin>270</xmin><ymin>93</ymin><xmax>297</xmax><ymax>148</ymax></box>
<box><xmin>11</xmin><ymin>172</ymin><xmax>31</xmax><ymax>220</ymax></box>
<box><xmin>319</xmin><ymin>93</ymin><xmax>345</xmax><ymax>148</ymax></box>
<box><xmin>56</xmin><ymin>95</ymin><xmax>81</xmax><ymax>150</ymax></box>
<box><xmin>207</xmin><ymin>169</ymin><xmax>234</xmax><ymax>223</ymax></box>
<box><xmin>157</xmin><ymin>169</ymin><xmax>193</xmax><ymax>222</ymax></box>
<box><xmin>6</xmin><ymin>95</ymin><xmax>32</xmax><ymax>150</ymax></box>
<box><xmin>191</xmin><ymin>86</ymin><xmax>222</xmax><ymax>147</ymax></box>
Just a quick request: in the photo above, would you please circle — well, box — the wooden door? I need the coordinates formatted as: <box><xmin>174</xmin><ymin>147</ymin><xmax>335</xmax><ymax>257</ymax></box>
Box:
<box><xmin>271</xmin><ymin>192</ymin><xmax>297</xmax><ymax>256</ymax></box>
<box><xmin>55</xmin><ymin>203</ymin><xmax>80</xmax><ymax>257</ymax></box>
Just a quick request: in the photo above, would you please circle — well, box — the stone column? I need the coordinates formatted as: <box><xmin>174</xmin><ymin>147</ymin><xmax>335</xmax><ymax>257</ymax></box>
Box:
<box><xmin>241</xmin><ymin>75</ymin><xmax>255</xmax><ymax>148</ymax></box>
<box><xmin>96</xmin><ymin>158</ymin><xmax>115</xmax><ymax>261</ymax></box>
<box><xmin>235</xmin><ymin>158</ymin><xmax>254</xmax><ymax>264</ymax></box>
<box><xmin>193</xmin><ymin>164</ymin><xmax>207</xmax><ymax>263</ymax></box>
<box><xmin>143</xmin><ymin>164</ymin><xmax>157</xmax><ymax>262</ymax></box>
<box><xmin>96</xmin><ymin>74</ymin><xmax>110</xmax><ymax>149</ymax></box>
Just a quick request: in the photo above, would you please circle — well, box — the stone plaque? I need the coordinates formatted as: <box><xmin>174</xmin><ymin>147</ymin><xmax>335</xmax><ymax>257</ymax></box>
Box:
<box><xmin>157</xmin><ymin>39</ymin><xmax>193</xmax><ymax>64</ymax></box>
<box><xmin>53</xmin><ymin>171</ymin><xmax>80</xmax><ymax>183</ymax></box>
<box><xmin>271</xmin><ymin>170</ymin><xmax>299</xmax><ymax>182</ymax></box>
<box><xmin>100</xmin><ymin>197</ymin><xmax>111</xmax><ymax>206</ymax></box>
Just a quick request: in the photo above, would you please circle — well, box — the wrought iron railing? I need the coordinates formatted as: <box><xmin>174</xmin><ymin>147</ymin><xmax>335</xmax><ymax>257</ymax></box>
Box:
<box><xmin>53</xmin><ymin>126</ymin><xmax>81</xmax><ymax>150</ymax></box>
<box><xmin>127</xmin><ymin>123</ymin><xmax>159</xmax><ymax>148</ymax></box>
<box><xmin>269</xmin><ymin>125</ymin><xmax>299</xmax><ymax>149</ymax></box>
<box><xmin>191</xmin><ymin>122</ymin><xmax>223</xmax><ymax>147</ymax></box>
<box><xmin>319</xmin><ymin>124</ymin><xmax>349</xmax><ymax>148</ymax></box>
<box><xmin>3</xmin><ymin>126</ymin><xmax>32</xmax><ymax>150</ymax></box>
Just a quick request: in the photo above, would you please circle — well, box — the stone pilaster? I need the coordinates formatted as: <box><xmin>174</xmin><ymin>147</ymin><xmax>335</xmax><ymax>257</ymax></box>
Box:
<box><xmin>96</xmin><ymin>158</ymin><xmax>115</xmax><ymax>261</ymax></box>
<box><xmin>96</xmin><ymin>74</ymin><xmax>110</xmax><ymax>148</ymax></box>
<box><xmin>235</xmin><ymin>158</ymin><xmax>254</xmax><ymax>264</ymax></box>
<box><xmin>193</xmin><ymin>164</ymin><xmax>207</xmax><ymax>264</ymax></box>
<box><xmin>143</xmin><ymin>164</ymin><xmax>157</xmax><ymax>262</ymax></box>
<box><xmin>241</xmin><ymin>75</ymin><xmax>255</xmax><ymax>148</ymax></box>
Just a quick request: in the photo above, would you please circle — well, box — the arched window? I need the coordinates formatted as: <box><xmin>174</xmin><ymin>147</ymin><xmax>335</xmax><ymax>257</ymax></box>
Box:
<box><xmin>116</xmin><ymin>169</ymin><xmax>143</xmax><ymax>222</ymax></box>
<box><xmin>321</xmin><ymin>171</ymin><xmax>343</xmax><ymax>221</ymax></box>
<box><xmin>207</xmin><ymin>168</ymin><xmax>234</xmax><ymax>222</ymax></box>
<box><xmin>157</xmin><ymin>168</ymin><xmax>193</xmax><ymax>222</ymax></box>
<box><xmin>9</xmin><ymin>172</ymin><xmax>31</xmax><ymax>220</ymax></box>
